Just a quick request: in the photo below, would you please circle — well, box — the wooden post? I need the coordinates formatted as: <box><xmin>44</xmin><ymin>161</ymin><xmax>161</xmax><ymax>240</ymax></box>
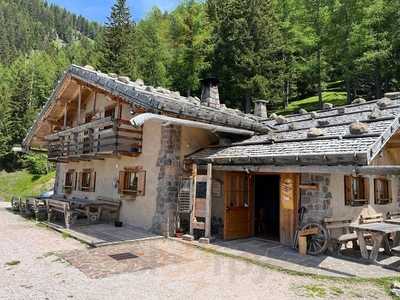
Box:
<box><xmin>190</xmin><ymin>164</ymin><xmax>197</xmax><ymax>235</ymax></box>
<box><xmin>77</xmin><ymin>86</ymin><xmax>81</xmax><ymax>126</ymax></box>
<box><xmin>93</xmin><ymin>91</ymin><xmax>97</xmax><ymax>114</ymax></box>
<box><xmin>63</xmin><ymin>101</ymin><xmax>67</xmax><ymax>129</ymax></box>
<box><xmin>205</xmin><ymin>163</ymin><xmax>212</xmax><ymax>238</ymax></box>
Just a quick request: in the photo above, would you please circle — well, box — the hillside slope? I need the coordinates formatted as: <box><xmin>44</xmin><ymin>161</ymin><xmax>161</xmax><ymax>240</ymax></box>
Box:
<box><xmin>0</xmin><ymin>0</ymin><xmax>101</xmax><ymax>63</ymax></box>
<box><xmin>0</xmin><ymin>170</ymin><xmax>55</xmax><ymax>201</ymax></box>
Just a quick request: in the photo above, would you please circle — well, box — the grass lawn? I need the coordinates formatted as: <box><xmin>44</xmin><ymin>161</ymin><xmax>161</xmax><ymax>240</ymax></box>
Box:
<box><xmin>277</xmin><ymin>91</ymin><xmax>348</xmax><ymax>115</ymax></box>
<box><xmin>0</xmin><ymin>170</ymin><xmax>55</xmax><ymax>201</ymax></box>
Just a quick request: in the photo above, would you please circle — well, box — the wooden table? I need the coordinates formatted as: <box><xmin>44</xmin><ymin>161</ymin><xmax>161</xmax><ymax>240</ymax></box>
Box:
<box><xmin>48</xmin><ymin>197</ymin><xmax>121</xmax><ymax>227</ymax></box>
<box><xmin>385</xmin><ymin>218</ymin><xmax>400</xmax><ymax>225</ymax></box>
<box><xmin>351</xmin><ymin>223</ymin><xmax>400</xmax><ymax>262</ymax></box>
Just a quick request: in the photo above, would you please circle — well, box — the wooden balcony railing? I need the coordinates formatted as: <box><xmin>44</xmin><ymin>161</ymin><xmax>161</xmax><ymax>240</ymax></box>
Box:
<box><xmin>47</xmin><ymin>117</ymin><xmax>142</xmax><ymax>161</ymax></box>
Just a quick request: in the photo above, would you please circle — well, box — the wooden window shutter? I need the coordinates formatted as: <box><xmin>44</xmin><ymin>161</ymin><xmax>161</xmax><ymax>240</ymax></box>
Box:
<box><xmin>388</xmin><ymin>180</ymin><xmax>392</xmax><ymax>203</ymax></box>
<box><xmin>364</xmin><ymin>177</ymin><xmax>370</xmax><ymax>203</ymax></box>
<box><xmin>137</xmin><ymin>171</ymin><xmax>146</xmax><ymax>196</ymax></box>
<box><xmin>344</xmin><ymin>176</ymin><xmax>352</xmax><ymax>205</ymax></box>
<box><xmin>374</xmin><ymin>178</ymin><xmax>378</xmax><ymax>204</ymax></box>
<box><xmin>91</xmin><ymin>172</ymin><xmax>97</xmax><ymax>192</ymax></box>
<box><xmin>74</xmin><ymin>172</ymin><xmax>78</xmax><ymax>190</ymax></box>
<box><xmin>78</xmin><ymin>172</ymin><xmax>82</xmax><ymax>191</ymax></box>
<box><xmin>118</xmin><ymin>171</ymin><xmax>125</xmax><ymax>194</ymax></box>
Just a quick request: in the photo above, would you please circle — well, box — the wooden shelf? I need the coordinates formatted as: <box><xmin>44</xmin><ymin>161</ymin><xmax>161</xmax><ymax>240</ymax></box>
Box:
<box><xmin>299</xmin><ymin>184</ymin><xmax>319</xmax><ymax>190</ymax></box>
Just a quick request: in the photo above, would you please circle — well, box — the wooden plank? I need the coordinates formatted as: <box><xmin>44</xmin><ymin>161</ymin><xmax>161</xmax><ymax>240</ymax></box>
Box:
<box><xmin>280</xmin><ymin>173</ymin><xmax>299</xmax><ymax>246</ymax></box>
<box><xmin>299</xmin><ymin>184</ymin><xmax>318</xmax><ymax>190</ymax></box>
<box><xmin>78</xmin><ymin>85</ymin><xmax>81</xmax><ymax>126</ymax></box>
<box><xmin>298</xmin><ymin>236</ymin><xmax>307</xmax><ymax>256</ymax></box>
<box><xmin>190</xmin><ymin>164</ymin><xmax>197</xmax><ymax>235</ymax></box>
<box><xmin>223</xmin><ymin>172</ymin><xmax>252</xmax><ymax>240</ymax></box>
<box><xmin>205</xmin><ymin>163</ymin><xmax>212</xmax><ymax>238</ymax></box>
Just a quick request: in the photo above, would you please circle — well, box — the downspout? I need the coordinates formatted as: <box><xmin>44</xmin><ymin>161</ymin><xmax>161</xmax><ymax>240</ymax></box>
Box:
<box><xmin>130</xmin><ymin>113</ymin><xmax>254</xmax><ymax>136</ymax></box>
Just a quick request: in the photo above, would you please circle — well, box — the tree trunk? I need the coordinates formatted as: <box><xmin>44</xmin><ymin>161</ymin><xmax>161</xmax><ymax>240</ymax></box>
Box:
<box><xmin>374</xmin><ymin>67</ymin><xmax>383</xmax><ymax>99</ymax></box>
<box><xmin>317</xmin><ymin>47</ymin><xmax>323</xmax><ymax>108</ymax></box>
<box><xmin>345</xmin><ymin>80</ymin><xmax>352</xmax><ymax>104</ymax></box>
<box><xmin>283</xmin><ymin>80</ymin><xmax>290</xmax><ymax>108</ymax></box>
<box><xmin>244</xmin><ymin>96</ymin><xmax>252</xmax><ymax>114</ymax></box>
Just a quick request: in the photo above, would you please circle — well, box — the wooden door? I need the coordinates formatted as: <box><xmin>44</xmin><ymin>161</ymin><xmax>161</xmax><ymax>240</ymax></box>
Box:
<box><xmin>224</xmin><ymin>172</ymin><xmax>253</xmax><ymax>240</ymax></box>
<box><xmin>279</xmin><ymin>173</ymin><xmax>299</xmax><ymax>246</ymax></box>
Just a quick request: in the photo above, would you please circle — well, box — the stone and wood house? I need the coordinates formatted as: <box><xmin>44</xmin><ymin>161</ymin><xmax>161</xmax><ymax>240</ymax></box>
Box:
<box><xmin>23</xmin><ymin>65</ymin><xmax>400</xmax><ymax>247</ymax></box>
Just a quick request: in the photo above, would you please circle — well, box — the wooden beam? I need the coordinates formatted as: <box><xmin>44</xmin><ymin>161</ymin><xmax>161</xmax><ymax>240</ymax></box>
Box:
<box><xmin>93</xmin><ymin>91</ymin><xmax>97</xmax><ymax>114</ymax></box>
<box><xmin>63</xmin><ymin>101</ymin><xmax>67</xmax><ymax>128</ymax></box>
<box><xmin>190</xmin><ymin>163</ymin><xmax>197</xmax><ymax>236</ymax></box>
<box><xmin>200</xmin><ymin>164</ymin><xmax>357</xmax><ymax>174</ymax></box>
<box><xmin>77</xmin><ymin>85</ymin><xmax>81</xmax><ymax>126</ymax></box>
<box><xmin>205</xmin><ymin>163</ymin><xmax>212</xmax><ymax>238</ymax></box>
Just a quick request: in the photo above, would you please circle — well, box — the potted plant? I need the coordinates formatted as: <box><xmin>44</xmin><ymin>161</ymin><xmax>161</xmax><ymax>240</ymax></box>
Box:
<box><xmin>175</xmin><ymin>227</ymin><xmax>184</xmax><ymax>238</ymax></box>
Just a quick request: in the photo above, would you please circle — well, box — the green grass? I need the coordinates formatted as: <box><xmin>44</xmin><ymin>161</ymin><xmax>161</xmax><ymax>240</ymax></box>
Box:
<box><xmin>277</xmin><ymin>91</ymin><xmax>348</xmax><ymax>115</ymax></box>
<box><xmin>0</xmin><ymin>170</ymin><xmax>55</xmax><ymax>202</ymax></box>
<box><xmin>300</xmin><ymin>284</ymin><xmax>327</xmax><ymax>298</ymax></box>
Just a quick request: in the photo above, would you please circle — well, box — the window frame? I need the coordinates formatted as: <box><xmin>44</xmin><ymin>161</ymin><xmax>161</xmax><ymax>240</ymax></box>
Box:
<box><xmin>79</xmin><ymin>169</ymin><xmax>96</xmax><ymax>192</ymax></box>
<box><xmin>374</xmin><ymin>177</ymin><xmax>392</xmax><ymax>205</ymax></box>
<box><xmin>119</xmin><ymin>167</ymin><xmax>146</xmax><ymax>196</ymax></box>
<box><xmin>344</xmin><ymin>175</ymin><xmax>370</xmax><ymax>206</ymax></box>
<box><xmin>64</xmin><ymin>169</ymin><xmax>75</xmax><ymax>193</ymax></box>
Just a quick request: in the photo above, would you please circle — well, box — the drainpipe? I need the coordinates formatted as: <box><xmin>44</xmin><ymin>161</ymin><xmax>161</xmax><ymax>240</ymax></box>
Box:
<box><xmin>130</xmin><ymin>113</ymin><xmax>254</xmax><ymax>136</ymax></box>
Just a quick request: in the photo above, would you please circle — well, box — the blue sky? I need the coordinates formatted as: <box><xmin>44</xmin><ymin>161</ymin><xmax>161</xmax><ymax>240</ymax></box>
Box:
<box><xmin>47</xmin><ymin>0</ymin><xmax>181</xmax><ymax>23</ymax></box>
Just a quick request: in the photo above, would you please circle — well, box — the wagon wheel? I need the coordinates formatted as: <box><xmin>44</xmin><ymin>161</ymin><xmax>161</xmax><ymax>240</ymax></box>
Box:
<box><xmin>300</xmin><ymin>223</ymin><xmax>329</xmax><ymax>256</ymax></box>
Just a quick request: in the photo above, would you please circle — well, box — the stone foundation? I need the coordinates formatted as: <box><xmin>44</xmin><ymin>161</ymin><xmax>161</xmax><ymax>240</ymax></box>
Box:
<box><xmin>300</xmin><ymin>174</ymin><xmax>332</xmax><ymax>223</ymax></box>
<box><xmin>151</xmin><ymin>125</ymin><xmax>181</xmax><ymax>236</ymax></box>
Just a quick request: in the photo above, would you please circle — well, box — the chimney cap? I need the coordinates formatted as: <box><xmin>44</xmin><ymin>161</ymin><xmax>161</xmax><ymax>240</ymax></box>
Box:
<box><xmin>201</xmin><ymin>76</ymin><xmax>220</xmax><ymax>85</ymax></box>
<box><xmin>254</xmin><ymin>99</ymin><xmax>269</xmax><ymax>104</ymax></box>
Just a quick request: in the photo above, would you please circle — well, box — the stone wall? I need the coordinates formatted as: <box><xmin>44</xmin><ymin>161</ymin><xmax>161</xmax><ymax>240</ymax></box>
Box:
<box><xmin>300</xmin><ymin>174</ymin><xmax>332</xmax><ymax>223</ymax></box>
<box><xmin>151</xmin><ymin>124</ymin><xmax>182</xmax><ymax>236</ymax></box>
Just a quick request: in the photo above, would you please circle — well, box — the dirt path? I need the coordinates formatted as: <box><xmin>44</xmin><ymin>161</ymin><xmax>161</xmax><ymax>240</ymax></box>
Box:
<box><xmin>0</xmin><ymin>202</ymin><xmax>391</xmax><ymax>299</ymax></box>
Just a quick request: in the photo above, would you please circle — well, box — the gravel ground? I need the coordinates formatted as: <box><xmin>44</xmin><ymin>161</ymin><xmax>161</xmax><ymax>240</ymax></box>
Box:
<box><xmin>0</xmin><ymin>202</ymin><xmax>390</xmax><ymax>300</ymax></box>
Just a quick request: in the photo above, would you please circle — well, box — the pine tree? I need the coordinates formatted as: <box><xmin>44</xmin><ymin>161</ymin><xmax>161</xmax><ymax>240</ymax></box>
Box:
<box><xmin>169</xmin><ymin>0</ymin><xmax>211</xmax><ymax>96</ymax></box>
<box><xmin>207</xmin><ymin>0</ymin><xmax>284</xmax><ymax>111</ymax></box>
<box><xmin>136</xmin><ymin>8</ymin><xmax>170</xmax><ymax>87</ymax></box>
<box><xmin>98</xmin><ymin>0</ymin><xmax>136</xmax><ymax>76</ymax></box>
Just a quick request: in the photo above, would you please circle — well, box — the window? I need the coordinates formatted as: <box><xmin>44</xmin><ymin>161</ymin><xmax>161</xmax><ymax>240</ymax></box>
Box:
<box><xmin>374</xmin><ymin>178</ymin><xmax>391</xmax><ymax>205</ymax></box>
<box><xmin>103</xmin><ymin>106</ymin><xmax>116</xmax><ymax>130</ymax></box>
<box><xmin>85</xmin><ymin>113</ymin><xmax>94</xmax><ymax>124</ymax></box>
<box><xmin>119</xmin><ymin>167</ymin><xmax>146</xmax><ymax>196</ymax></box>
<box><xmin>104</xmin><ymin>106</ymin><xmax>116</xmax><ymax>120</ymax></box>
<box><xmin>344</xmin><ymin>176</ymin><xmax>369</xmax><ymax>206</ymax></box>
<box><xmin>64</xmin><ymin>170</ymin><xmax>76</xmax><ymax>193</ymax></box>
<box><xmin>78</xmin><ymin>169</ymin><xmax>96</xmax><ymax>192</ymax></box>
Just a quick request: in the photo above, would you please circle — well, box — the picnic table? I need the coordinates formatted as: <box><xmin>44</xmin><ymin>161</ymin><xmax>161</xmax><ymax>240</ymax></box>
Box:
<box><xmin>47</xmin><ymin>197</ymin><xmax>120</xmax><ymax>228</ymax></box>
<box><xmin>385</xmin><ymin>218</ymin><xmax>400</xmax><ymax>225</ymax></box>
<box><xmin>351</xmin><ymin>222</ymin><xmax>400</xmax><ymax>262</ymax></box>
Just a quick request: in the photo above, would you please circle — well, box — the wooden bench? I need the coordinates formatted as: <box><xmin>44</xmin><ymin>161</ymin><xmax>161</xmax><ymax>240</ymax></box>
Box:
<box><xmin>19</xmin><ymin>198</ymin><xmax>35</xmax><ymax>217</ymax></box>
<box><xmin>359</xmin><ymin>213</ymin><xmax>383</xmax><ymax>224</ymax></box>
<box><xmin>11</xmin><ymin>196</ymin><xmax>21</xmax><ymax>212</ymax></box>
<box><xmin>47</xmin><ymin>198</ymin><xmax>78</xmax><ymax>229</ymax></box>
<box><xmin>30</xmin><ymin>198</ymin><xmax>48</xmax><ymax>221</ymax></box>
<box><xmin>387</xmin><ymin>212</ymin><xmax>400</xmax><ymax>220</ymax></box>
<box><xmin>96</xmin><ymin>197</ymin><xmax>121</xmax><ymax>223</ymax></box>
<box><xmin>324</xmin><ymin>217</ymin><xmax>358</xmax><ymax>255</ymax></box>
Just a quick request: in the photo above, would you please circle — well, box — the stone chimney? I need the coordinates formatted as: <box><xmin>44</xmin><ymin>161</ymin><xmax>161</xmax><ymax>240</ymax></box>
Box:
<box><xmin>254</xmin><ymin>100</ymin><xmax>268</xmax><ymax>118</ymax></box>
<box><xmin>201</xmin><ymin>77</ymin><xmax>220</xmax><ymax>108</ymax></box>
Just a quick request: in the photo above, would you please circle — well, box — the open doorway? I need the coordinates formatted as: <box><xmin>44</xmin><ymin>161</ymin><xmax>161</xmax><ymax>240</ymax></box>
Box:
<box><xmin>254</xmin><ymin>175</ymin><xmax>280</xmax><ymax>241</ymax></box>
